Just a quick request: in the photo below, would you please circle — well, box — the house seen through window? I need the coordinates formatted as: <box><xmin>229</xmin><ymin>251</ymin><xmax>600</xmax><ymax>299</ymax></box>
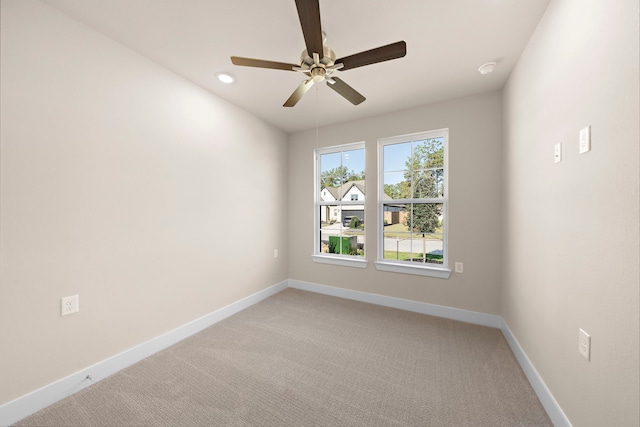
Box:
<box><xmin>315</xmin><ymin>142</ymin><xmax>365</xmax><ymax>259</ymax></box>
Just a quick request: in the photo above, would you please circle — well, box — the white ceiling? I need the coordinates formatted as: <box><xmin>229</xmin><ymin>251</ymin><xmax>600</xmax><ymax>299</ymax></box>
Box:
<box><xmin>41</xmin><ymin>0</ymin><xmax>550</xmax><ymax>134</ymax></box>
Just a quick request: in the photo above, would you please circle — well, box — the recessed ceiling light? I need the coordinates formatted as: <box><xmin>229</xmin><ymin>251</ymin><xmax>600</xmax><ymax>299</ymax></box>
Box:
<box><xmin>216</xmin><ymin>72</ymin><xmax>235</xmax><ymax>84</ymax></box>
<box><xmin>478</xmin><ymin>62</ymin><xmax>497</xmax><ymax>75</ymax></box>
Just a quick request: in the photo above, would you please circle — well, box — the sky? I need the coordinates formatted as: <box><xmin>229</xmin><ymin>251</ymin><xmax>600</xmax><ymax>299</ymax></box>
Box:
<box><xmin>319</xmin><ymin>138</ymin><xmax>444</xmax><ymax>186</ymax></box>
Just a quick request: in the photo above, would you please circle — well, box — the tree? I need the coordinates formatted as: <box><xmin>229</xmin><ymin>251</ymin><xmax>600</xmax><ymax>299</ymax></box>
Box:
<box><xmin>383</xmin><ymin>181</ymin><xmax>410</xmax><ymax>199</ymax></box>
<box><xmin>321</xmin><ymin>166</ymin><xmax>365</xmax><ymax>188</ymax></box>
<box><xmin>349</xmin><ymin>216</ymin><xmax>361</xmax><ymax>229</ymax></box>
<box><xmin>383</xmin><ymin>183</ymin><xmax>401</xmax><ymax>199</ymax></box>
<box><xmin>403</xmin><ymin>138</ymin><xmax>444</xmax><ymax>234</ymax></box>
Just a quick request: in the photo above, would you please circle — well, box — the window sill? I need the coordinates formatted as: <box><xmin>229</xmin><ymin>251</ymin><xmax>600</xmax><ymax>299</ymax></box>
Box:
<box><xmin>312</xmin><ymin>255</ymin><xmax>368</xmax><ymax>269</ymax></box>
<box><xmin>374</xmin><ymin>261</ymin><xmax>451</xmax><ymax>278</ymax></box>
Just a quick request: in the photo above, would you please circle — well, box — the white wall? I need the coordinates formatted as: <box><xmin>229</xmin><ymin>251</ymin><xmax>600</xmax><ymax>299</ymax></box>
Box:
<box><xmin>288</xmin><ymin>92</ymin><xmax>503</xmax><ymax>315</ymax></box>
<box><xmin>0</xmin><ymin>0</ymin><xmax>288</xmax><ymax>405</ymax></box>
<box><xmin>3</xmin><ymin>0</ymin><xmax>638</xmax><ymax>424</ymax></box>
<box><xmin>502</xmin><ymin>0</ymin><xmax>639</xmax><ymax>425</ymax></box>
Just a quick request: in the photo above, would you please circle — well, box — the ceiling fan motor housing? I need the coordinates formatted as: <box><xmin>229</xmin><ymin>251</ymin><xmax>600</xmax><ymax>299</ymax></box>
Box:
<box><xmin>300</xmin><ymin>46</ymin><xmax>337</xmax><ymax>82</ymax></box>
<box><xmin>300</xmin><ymin>46</ymin><xmax>336</xmax><ymax>67</ymax></box>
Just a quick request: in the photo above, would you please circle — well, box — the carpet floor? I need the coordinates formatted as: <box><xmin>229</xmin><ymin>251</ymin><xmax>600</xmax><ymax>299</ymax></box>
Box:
<box><xmin>16</xmin><ymin>288</ymin><xmax>552</xmax><ymax>426</ymax></box>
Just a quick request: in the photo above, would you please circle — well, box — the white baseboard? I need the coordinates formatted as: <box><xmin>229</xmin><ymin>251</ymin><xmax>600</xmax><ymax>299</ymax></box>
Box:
<box><xmin>0</xmin><ymin>280</ymin><xmax>288</xmax><ymax>427</ymax></box>
<box><xmin>500</xmin><ymin>320</ymin><xmax>572</xmax><ymax>427</ymax></box>
<box><xmin>288</xmin><ymin>279</ymin><xmax>571</xmax><ymax>427</ymax></box>
<box><xmin>288</xmin><ymin>279</ymin><xmax>503</xmax><ymax>328</ymax></box>
<box><xmin>1</xmin><ymin>279</ymin><xmax>570</xmax><ymax>427</ymax></box>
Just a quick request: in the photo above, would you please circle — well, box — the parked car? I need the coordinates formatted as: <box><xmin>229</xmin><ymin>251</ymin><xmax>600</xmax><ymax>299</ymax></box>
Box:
<box><xmin>343</xmin><ymin>216</ymin><xmax>354</xmax><ymax>227</ymax></box>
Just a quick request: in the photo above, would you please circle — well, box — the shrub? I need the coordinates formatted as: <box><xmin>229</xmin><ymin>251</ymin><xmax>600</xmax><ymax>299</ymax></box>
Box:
<box><xmin>349</xmin><ymin>217</ymin><xmax>360</xmax><ymax>228</ymax></box>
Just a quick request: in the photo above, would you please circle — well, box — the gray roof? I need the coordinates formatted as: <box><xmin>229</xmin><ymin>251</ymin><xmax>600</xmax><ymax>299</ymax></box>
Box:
<box><xmin>321</xmin><ymin>180</ymin><xmax>365</xmax><ymax>201</ymax></box>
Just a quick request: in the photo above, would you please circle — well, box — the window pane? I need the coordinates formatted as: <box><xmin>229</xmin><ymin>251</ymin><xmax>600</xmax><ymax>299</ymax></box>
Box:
<box><xmin>342</xmin><ymin>149</ymin><xmax>365</xmax><ymax>180</ymax></box>
<box><xmin>408</xmin><ymin>203</ymin><xmax>443</xmax><ymax>235</ymax></box>
<box><xmin>383</xmin><ymin>203</ymin><xmax>443</xmax><ymax>264</ymax></box>
<box><xmin>320</xmin><ymin>205</ymin><xmax>341</xmax><ymax>253</ymax></box>
<box><xmin>321</xmin><ymin>148</ymin><xmax>365</xmax><ymax>195</ymax></box>
<box><xmin>408</xmin><ymin>202</ymin><xmax>444</xmax><ymax>264</ymax></box>
<box><xmin>342</xmin><ymin>211</ymin><xmax>364</xmax><ymax>256</ymax></box>
<box><xmin>383</xmin><ymin>142</ymin><xmax>411</xmax><ymax>172</ymax></box>
<box><xmin>384</xmin><ymin>172</ymin><xmax>409</xmax><ymax>200</ymax></box>
<box><xmin>320</xmin><ymin>152</ymin><xmax>342</xmax><ymax>187</ymax></box>
<box><xmin>383</xmin><ymin>203</ymin><xmax>409</xmax><ymax>259</ymax></box>
<box><xmin>320</xmin><ymin>204</ymin><xmax>341</xmax><ymax>226</ymax></box>
<box><xmin>413</xmin><ymin>138</ymin><xmax>444</xmax><ymax>168</ymax></box>
<box><xmin>412</xmin><ymin>170</ymin><xmax>442</xmax><ymax>199</ymax></box>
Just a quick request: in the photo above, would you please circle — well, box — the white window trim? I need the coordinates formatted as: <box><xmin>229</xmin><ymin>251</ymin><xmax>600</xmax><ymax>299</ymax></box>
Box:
<box><xmin>377</xmin><ymin>129</ymin><xmax>450</xmax><ymax>279</ymax></box>
<box><xmin>314</xmin><ymin>142</ymin><xmax>368</xmax><ymax>268</ymax></box>
<box><xmin>312</xmin><ymin>254</ymin><xmax>368</xmax><ymax>268</ymax></box>
<box><xmin>374</xmin><ymin>260</ymin><xmax>451</xmax><ymax>278</ymax></box>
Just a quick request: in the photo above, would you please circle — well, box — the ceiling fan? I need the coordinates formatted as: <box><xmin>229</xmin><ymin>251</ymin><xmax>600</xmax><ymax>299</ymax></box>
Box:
<box><xmin>230</xmin><ymin>0</ymin><xmax>406</xmax><ymax>107</ymax></box>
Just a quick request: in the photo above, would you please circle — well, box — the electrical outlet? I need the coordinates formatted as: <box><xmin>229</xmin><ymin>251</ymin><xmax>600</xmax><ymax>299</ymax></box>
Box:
<box><xmin>455</xmin><ymin>262</ymin><xmax>464</xmax><ymax>273</ymax></box>
<box><xmin>579</xmin><ymin>328</ymin><xmax>591</xmax><ymax>361</ymax></box>
<box><xmin>579</xmin><ymin>126</ymin><xmax>591</xmax><ymax>154</ymax></box>
<box><xmin>274</xmin><ymin>249</ymin><xmax>278</xmax><ymax>258</ymax></box>
<box><xmin>61</xmin><ymin>295</ymin><xmax>79</xmax><ymax>316</ymax></box>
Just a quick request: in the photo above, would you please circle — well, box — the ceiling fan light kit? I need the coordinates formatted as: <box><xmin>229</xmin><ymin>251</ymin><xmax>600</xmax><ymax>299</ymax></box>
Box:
<box><xmin>230</xmin><ymin>0</ymin><xmax>407</xmax><ymax>107</ymax></box>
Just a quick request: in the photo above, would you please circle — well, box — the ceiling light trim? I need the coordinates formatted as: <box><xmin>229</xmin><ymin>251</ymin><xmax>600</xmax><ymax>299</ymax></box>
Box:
<box><xmin>216</xmin><ymin>72</ymin><xmax>236</xmax><ymax>84</ymax></box>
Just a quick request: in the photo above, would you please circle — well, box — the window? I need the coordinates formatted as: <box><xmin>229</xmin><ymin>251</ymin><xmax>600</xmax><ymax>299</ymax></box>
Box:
<box><xmin>313</xmin><ymin>142</ymin><xmax>367</xmax><ymax>268</ymax></box>
<box><xmin>376</xmin><ymin>129</ymin><xmax>450</xmax><ymax>278</ymax></box>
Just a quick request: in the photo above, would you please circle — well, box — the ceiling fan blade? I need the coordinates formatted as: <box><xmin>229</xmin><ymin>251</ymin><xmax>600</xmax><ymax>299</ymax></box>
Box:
<box><xmin>283</xmin><ymin>79</ymin><xmax>315</xmax><ymax>107</ymax></box>
<box><xmin>326</xmin><ymin>77</ymin><xmax>365</xmax><ymax>105</ymax></box>
<box><xmin>295</xmin><ymin>0</ymin><xmax>323</xmax><ymax>60</ymax></box>
<box><xmin>231</xmin><ymin>56</ymin><xmax>298</xmax><ymax>71</ymax></box>
<box><xmin>336</xmin><ymin>41</ymin><xmax>407</xmax><ymax>71</ymax></box>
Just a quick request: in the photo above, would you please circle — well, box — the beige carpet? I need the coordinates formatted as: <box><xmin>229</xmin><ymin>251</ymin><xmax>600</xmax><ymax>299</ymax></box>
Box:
<box><xmin>16</xmin><ymin>289</ymin><xmax>552</xmax><ymax>426</ymax></box>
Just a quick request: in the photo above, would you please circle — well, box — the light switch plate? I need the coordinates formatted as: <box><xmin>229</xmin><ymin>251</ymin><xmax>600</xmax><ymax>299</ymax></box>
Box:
<box><xmin>579</xmin><ymin>126</ymin><xmax>591</xmax><ymax>154</ymax></box>
<box><xmin>554</xmin><ymin>142</ymin><xmax>562</xmax><ymax>163</ymax></box>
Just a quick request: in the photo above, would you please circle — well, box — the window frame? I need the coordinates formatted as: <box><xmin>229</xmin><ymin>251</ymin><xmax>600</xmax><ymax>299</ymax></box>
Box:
<box><xmin>312</xmin><ymin>142</ymin><xmax>368</xmax><ymax>269</ymax></box>
<box><xmin>375</xmin><ymin>129</ymin><xmax>451</xmax><ymax>278</ymax></box>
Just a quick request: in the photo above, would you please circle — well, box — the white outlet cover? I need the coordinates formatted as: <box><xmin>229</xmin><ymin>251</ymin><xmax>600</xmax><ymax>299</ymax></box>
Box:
<box><xmin>455</xmin><ymin>262</ymin><xmax>464</xmax><ymax>273</ymax></box>
<box><xmin>579</xmin><ymin>126</ymin><xmax>591</xmax><ymax>154</ymax></box>
<box><xmin>579</xmin><ymin>328</ymin><xmax>591</xmax><ymax>361</ymax></box>
<box><xmin>61</xmin><ymin>295</ymin><xmax>79</xmax><ymax>316</ymax></box>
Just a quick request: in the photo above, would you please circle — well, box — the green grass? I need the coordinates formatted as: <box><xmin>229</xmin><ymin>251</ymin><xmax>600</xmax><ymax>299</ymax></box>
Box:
<box><xmin>383</xmin><ymin>251</ymin><xmax>443</xmax><ymax>263</ymax></box>
<box><xmin>383</xmin><ymin>222</ymin><xmax>443</xmax><ymax>240</ymax></box>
